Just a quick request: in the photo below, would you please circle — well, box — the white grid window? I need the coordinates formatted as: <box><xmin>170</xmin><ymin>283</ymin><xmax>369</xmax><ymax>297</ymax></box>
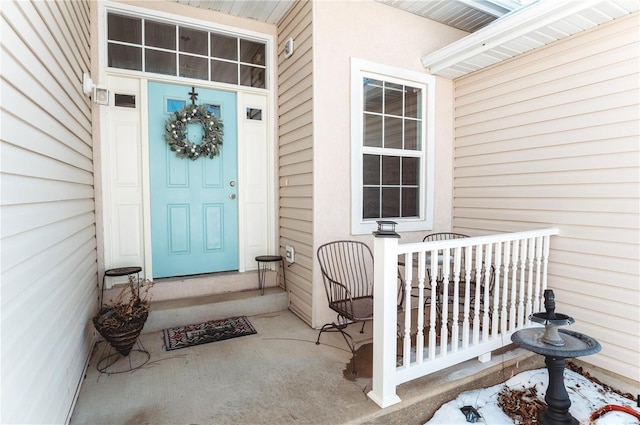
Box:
<box><xmin>351</xmin><ymin>59</ymin><xmax>435</xmax><ymax>234</ymax></box>
<box><xmin>107</xmin><ymin>13</ymin><xmax>267</xmax><ymax>89</ymax></box>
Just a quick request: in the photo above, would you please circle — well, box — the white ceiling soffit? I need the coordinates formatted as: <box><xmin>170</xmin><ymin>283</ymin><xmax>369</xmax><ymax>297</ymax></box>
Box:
<box><xmin>170</xmin><ymin>0</ymin><xmax>297</xmax><ymax>25</ymax></box>
<box><xmin>172</xmin><ymin>0</ymin><xmax>522</xmax><ymax>29</ymax></box>
<box><xmin>376</xmin><ymin>0</ymin><xmax>524</xmax><ymax>33</ymax></box>
<box><xmin>421</xmin><ymin>0</ymin><xmax>640</xmax><ymax>79</ymax></box>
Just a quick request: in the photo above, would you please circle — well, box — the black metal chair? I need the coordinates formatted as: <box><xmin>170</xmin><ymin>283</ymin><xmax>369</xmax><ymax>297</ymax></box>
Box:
<box><xmin>422</xmin><ymin>233</ymin><xmax>495</xmax><ymax>322</ymax></box>
<box><xmin>422</xmin><ymin>232</ymin><xmax>469</xmax><ymax>242</ymax></box>
<box><xmin>423</xmin><ymin>232</ymin><xmax>470</xmax><ymax>293</ymax></box>
<box><xmin>397</xmin><ymin>233</ymin><xmax>471</xmax><ymax>308</ymax></box>
<box><xmin>316</xmin><ymin>240</ymin><xmax>374</xmax><ymax>374</ymax></box>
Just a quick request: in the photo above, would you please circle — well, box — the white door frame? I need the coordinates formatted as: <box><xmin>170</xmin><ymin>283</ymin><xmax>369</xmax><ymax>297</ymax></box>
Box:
<box><xmin>95</xmin><ymin>2</ymin><xmax>276</xmax><ymax>283</ymax></box>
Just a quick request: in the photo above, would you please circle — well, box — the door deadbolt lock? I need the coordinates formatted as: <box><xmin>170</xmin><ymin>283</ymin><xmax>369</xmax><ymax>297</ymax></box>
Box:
<box><xmin>229</xmin><ymin>180</ymin><xmax>236</xmax><ymax>187</ymax></box>
<box><xmin>229</xmin><ymin>194</ymin><xmax>236</xmax><ymax>199</ymax></box>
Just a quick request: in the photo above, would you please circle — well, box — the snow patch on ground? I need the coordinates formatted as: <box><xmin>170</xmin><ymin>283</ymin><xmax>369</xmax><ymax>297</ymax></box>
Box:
<box><xmin>427</xmin><ymin>368</ymin><xmax>639</xmax><ymax>424</ymax></box>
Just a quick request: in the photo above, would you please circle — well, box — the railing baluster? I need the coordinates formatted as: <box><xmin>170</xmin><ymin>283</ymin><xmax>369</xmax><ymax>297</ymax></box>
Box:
<box><xmin>492</xmin><ymin>242</ymin><xmax>502</xmax><ymax>338</ymax></box>
<box><xmin>517</xmin><ymin>238</ymin><xmax>527</xmax><ymax>328</ymax></box>
<box><xmin>501</xmin><ymin>241</ymin><xmax>511</xmax><ymax>333</ymax></box>
<box><xmin>526</xmin><ymin>238</ymin><xmax>535</xmax><ymax>320</ymax></box>
<box><xmin>440</xmin><ymin>248</ymin><xmax>450</xmax><ymax>355</ymax></box>
<box><xmin>416</xmin><ymin>251</ymin><xmax>426</xmax><ymax>363</ymax></box>
<box><xmin>428</xmin><ymin>250</ymin><xmax>437</xmax><ymax>360</ymax></box>
<box><xmin>481</xmin><ymin>244</ymin><xmax>492</xmax><ymax>342</ymax></box>
<box><xmin>403</xmin><ymin>252</ymin><xmax>413</xmax><ymax>368</ymax></box>
<box><xmin>473</xmin><ymin>246</ymin><xmax>482</xmax><ymax>345</ymax></box>
<box><xmin>510</xmin><ymin>240</ymin><xmax>519</xmax><ymax>330</ymax></box>
<box><xmin>462</xmin><ymin>246</ymin><xmax>472</xmax><ymax>348</ymax></box>
<box><xmin>451</xmin><ymin>246</ymin><xmax>462</xmax><ymax>352</ymax></box>
<box><xmin>533</xmin><ymin>236</ymin><xmax>543</xmax><ymax>313</ymax></box>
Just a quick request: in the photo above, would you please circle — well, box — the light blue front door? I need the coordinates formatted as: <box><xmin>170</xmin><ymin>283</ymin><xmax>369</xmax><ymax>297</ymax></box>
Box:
<box><xmin>148</xmin><ymin>82</ymin><xmax>238</xmax><ymax>278</ymax></box>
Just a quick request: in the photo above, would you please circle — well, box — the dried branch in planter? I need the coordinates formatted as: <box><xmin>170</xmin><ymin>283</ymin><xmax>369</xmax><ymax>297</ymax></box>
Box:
<box><xmin>99</xmin><ymin>275</ymin><xmax>153</xmax><ymax>322</ymax></box>
<box><xmin>497</xmin><ymin>384</ymin><xmax>546</xmax><ymax>425</ymax></box>
<box><xmin>93</xmin><ymin>276</ymin><xmax>154</xmax><ymax>356</ymax></box>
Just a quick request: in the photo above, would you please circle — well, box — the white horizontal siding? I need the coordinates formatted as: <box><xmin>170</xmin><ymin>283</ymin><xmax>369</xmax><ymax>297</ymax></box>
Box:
<box><xmin>277</xmin><ymin>0</ymin><xmax>314</xmax><ymax>326</ymax></box>
<box><xmin>0</xmin><ymin>1</ymin><xmax>96</xmax><ymax>423</ymax></box>
<box><xmin>453</xmin><ymin>13</ymin><xmax>640</xmax><ymax>384</ymax></box>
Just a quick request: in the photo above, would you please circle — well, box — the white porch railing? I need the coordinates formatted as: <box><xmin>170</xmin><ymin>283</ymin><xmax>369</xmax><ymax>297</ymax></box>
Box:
<box><xmin>367</xmin><ymin>228</ymin><xmax>559</xmax><ymax>408</ymax></box>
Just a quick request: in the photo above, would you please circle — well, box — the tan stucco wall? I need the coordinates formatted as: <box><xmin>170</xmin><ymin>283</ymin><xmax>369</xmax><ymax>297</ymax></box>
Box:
<box><xmin>311</xmin><ymin>0</ymin><xmax>468</xmax><ymax>326</ymax></box>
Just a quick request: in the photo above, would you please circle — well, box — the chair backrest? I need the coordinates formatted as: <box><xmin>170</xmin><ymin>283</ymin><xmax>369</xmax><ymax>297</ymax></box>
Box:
<box><xmin>422</xmin><ymin>233</ymin><xmax>470</xmax><ymax>283</ymax></box>
<box><xmin>423</xmin><ymin>232</ymin><xmax>469</xmax><ymax>242</ymax></box>
<box><xmin>423</xmin><ymin>232</ymin><xmax>495</xmax><ymax>292</ymax></box>
<box><xmin>317</xmin><ymin>240</ymin><xmax>374</xmax><ymax>302</ymax></box>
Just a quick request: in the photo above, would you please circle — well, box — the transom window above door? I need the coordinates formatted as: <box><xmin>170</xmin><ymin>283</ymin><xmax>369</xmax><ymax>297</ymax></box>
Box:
<box><xmin>107</xmin><ymin>13</ymin><xmax>267</xmax><ymax>89</ymax></box>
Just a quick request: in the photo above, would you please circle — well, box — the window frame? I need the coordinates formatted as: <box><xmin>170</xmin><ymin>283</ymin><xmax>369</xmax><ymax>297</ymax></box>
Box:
<box><xmin>99</xmin><ymin>2</ymin><xmax>273</xmax><ymax>92</ymax></box>
<box><xmin>106</xmin><ymin>13</ymin><xmax>267</xmax><ymax>88</ymax></box>
<box><xmin>351</xmin><ymin>58</ymin><xmax>435</xmax><ymax>235</ymax></box>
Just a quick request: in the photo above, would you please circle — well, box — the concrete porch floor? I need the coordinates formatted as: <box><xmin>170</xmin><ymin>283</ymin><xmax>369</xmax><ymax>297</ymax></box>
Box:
<box><xmin>70</xmin><ymin>308</ymin><xmax>542</xmax><ymax>425</ymax></box>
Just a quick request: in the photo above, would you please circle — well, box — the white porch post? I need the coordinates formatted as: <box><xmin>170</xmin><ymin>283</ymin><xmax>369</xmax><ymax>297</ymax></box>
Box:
<box><xmin>367</xmin><ymin>222</ymin><xmax>402</xmax><ymax>408</ymax></box>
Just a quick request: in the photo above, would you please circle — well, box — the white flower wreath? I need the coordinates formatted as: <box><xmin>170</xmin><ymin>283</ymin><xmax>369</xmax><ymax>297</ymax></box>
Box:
<box><xmin>164</xmin><ymin>104</ymin><xmax>224</xmax><ymax>160</ymax></box>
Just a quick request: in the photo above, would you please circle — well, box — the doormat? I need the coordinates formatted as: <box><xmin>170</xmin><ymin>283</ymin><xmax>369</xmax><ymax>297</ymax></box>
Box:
<box><xmin>163</xmin><ymin>316</ymin><xmax>257</xmax><ymax>351</ymax></box>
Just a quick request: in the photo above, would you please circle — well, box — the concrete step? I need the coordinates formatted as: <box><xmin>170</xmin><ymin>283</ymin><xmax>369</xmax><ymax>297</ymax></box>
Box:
<box><xmin>143</xmin><ymin>287</ymin><xmax>289</xmax><ymax>333</ymax></box>
<box><xmin>103</xmin><ymin>267</ymin><xmax>285</xmax><ymax>304</ymax></box>
<box><xmin>100</xmin><ymin>269</ymin><xmax>288</xmax><ymax>335</ymax></box>
<box><xmin>148</xmin><ymin>271</ymin><xmax>265</xmax><ymax>301</ymax></box>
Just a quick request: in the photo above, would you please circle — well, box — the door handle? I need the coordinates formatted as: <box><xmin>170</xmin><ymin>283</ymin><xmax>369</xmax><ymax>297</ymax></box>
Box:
<box><xmin>229</xmin><ymin>194</ymin><xmax>236</xmax><ymax>200</ymax></box>
<box><xmin>229</xmin><ymin>180</ymin><xmax>236</xmax><ymax>187</ymax></box>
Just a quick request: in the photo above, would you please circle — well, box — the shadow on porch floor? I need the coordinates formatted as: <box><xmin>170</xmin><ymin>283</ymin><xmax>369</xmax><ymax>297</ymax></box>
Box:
<box><xmin>70</xmin><ymin>309</ymin><xmax>541</xmax><ymax>425</ymax></box>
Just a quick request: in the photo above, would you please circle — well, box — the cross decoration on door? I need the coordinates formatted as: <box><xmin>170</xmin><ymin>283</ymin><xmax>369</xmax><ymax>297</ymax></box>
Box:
<box><xmin>188</xmin><ymin>86</ymin><xmax>198</xmax><ymax>105</ymax></box>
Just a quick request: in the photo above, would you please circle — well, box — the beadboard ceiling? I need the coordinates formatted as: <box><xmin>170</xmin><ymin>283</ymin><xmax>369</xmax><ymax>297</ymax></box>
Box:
<box><xmin>421</xmin><ymin>0</ymin><xmax>640</xmax><ymax>78</ymax></box>
<box><xmin>169</xmin><ymin>0</ymin><xmax>525</xmax><ymax>31</ymax></box>
<box><xmin>169</xmin><ymin>0</ymin><xmax>639</xmax><ymax>78</ymax></box>
<box><xmin>376</xmin><ymin>0</ymin><xmax>526</xmax><ymax>32</ymax></box>
<box><xmin>170</xmin><ymin>0</ymin><xmax>298</xmax><ymax>25</ymax></box>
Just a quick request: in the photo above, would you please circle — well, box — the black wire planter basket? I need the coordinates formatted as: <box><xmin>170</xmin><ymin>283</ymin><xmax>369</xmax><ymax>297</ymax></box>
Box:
<box><xmin>94</xmin><ymin>274</ymin><xmax>153</xmax><ymax>373</ymax></box>
<box><xmin>93</xmin><ymin>304</ymin><xmax>149</xmax><ymax>356</ymax></box>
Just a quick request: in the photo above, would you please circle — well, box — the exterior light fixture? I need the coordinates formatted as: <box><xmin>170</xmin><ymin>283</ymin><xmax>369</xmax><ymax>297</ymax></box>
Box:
<box><xmin>284</xmin><ymin>37</ymin><xmax>294</xmax><ymax>58</ymax></box>
<box><xmin>82</xmin><ymin>72</ymin><xmax>109</xmax><ymax>105</ymax></box>
<box><xmin>374</xmin><ymin>220</ymin><xmax>399</xmax><ymax>238</ymax></box>
<box><xmin>93</xmin><ymin>87</ymin><xmax>109</xmax><ymax>105</ymax></box>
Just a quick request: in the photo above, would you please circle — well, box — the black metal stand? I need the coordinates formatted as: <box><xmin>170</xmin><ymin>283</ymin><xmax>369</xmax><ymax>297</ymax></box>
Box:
<box><xmin>100</xmin><ymin>266</ymin><xmax>142</xmax><ymax>306</ymax></box>
<box><xmin>539</xmin><ymin>356</ymin><xmax>578</xmax><ymax>425</ymax></box>
<box><xmin>96</xmin><ymin>338</ymin><xmax>150</xmax><ymax>374</ymax></box>
<box><xmin>97</xmin><ymin>266</ymin><xmax>149</xmax><ymax>374</ymax></box>
<box><xmin>255</xmin><ymin>255</ymin><xmax>286</xmax><ymax>295</ymax></box>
